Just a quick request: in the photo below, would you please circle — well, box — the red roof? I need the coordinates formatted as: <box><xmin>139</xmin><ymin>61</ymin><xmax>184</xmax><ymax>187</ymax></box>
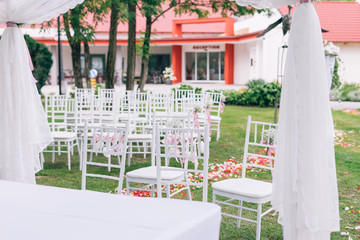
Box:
<box><xmin>280</xmin><ymin>1</ymin><xmax>360</xmax><ymax>42</ymax></box>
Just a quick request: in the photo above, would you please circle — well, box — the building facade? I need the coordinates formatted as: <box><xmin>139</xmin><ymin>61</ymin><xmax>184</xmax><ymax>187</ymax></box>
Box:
<box><xmin>0</xmin><ymin>1</ymin><xmax>359</xmax><ymax>86</ymax></box>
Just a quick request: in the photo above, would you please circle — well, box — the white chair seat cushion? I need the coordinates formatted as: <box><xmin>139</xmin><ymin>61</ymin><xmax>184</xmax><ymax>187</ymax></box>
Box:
<box><xmin>126</xmin><ymin>166</ymin><xmax>184</xmax><ymax>181</ymax></box>
<box><xmin>128</xmin><ymin>134</ymin><xmax>152</xmax><ymax>140</ymax></box>
<box><xmin>51</xmin><ymin>132</ymin><xmax>77</xmax><ymax>140</ymax></box>
<box><xmin>212</xmin><ymin>178</ymin><xmax>272</xmax><ymax>199</ymax></box>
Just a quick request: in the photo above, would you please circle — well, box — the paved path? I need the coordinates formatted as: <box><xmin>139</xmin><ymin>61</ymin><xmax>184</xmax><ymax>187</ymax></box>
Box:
<box><xmin>42</xmin><ymin>84</ymin><xmax>360</xmax><ymax>110</ymax></box>
<box><xmin>330</xmin><ymin>101</ymin><xmax>360</xmax><ymax>110</ymax></box>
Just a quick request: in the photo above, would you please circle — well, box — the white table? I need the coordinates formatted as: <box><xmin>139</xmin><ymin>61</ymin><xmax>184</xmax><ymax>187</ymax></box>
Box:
<box><xmin>0</xmin><ymin>181</ymin><xmax>221</xmax><ymax>240</ymax></box>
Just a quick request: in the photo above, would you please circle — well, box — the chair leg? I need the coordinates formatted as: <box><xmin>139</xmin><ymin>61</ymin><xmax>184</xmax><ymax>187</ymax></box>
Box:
<box><xmin>166</xmin><ymin>184</ymin><xmax>170</xmax><ymax>198</ymax></box>
<box><xmin>126</xmin><ymin>180</ymin><xmax>130</xmax><ymax>196</ymax></box>
<box><xmin>187</xmin><ymin>186</ymin><xmax>192</xmax><ymax>201</ymax></box>
<box><xmin>127</xmin><ymin>143</ymin><xmax>132</xmax><ymax>167</ymax></box>
<box><xmin>150</xmin><ymin>184</ymin><xmax>154</xmax><ymax>198</ymax></box>
<box><xmin>76</xmin><ymin>138</ymin><xmax>82</xmax><ymax>170</ymax></box>
<box><xmin>212</xmin><ymin>191</ymin><xmax>216</xmax><ymax>203</ymax></box>
<box><xmin>237</xmin><ymin>200</ymin><xmax>243</xmax><ymax>228</ymax></box>
<box><xmin>143</xmin><ymin>142</ymin><xmax>147</xmax><ymax>159</ymax></box>
<box><xmin>117</xmin><ymin>155</ymin><xmax>121</xmax><ymax>165</ymax></box>
<box><xmin>108</xmin><ymin>156</ymin><xmax>111</xmax><ymax>172</ymax></box>
<box><xmin>67</xmin><ymin>141</ymin><xmax>71</xmax><ymax>170</ymax></box>
<box><xmin>71</xmin><ymin>141</ymin><xmax>74</xmax><ymax>155</ymax></box>
<box><xmin>58</xmin><ymin>142</ymin><xmax>61</xmax><ymax>156</ymax></box>
<box><xmin>256</xmin><ymin>203</ymin><xmax>262</xmax><ymax>240</ymax></box>
<box><xmin>40</xmin><ymin>152</ymin><xmax>45</xmax><ymax>169</ymax></box>
<box><xmin>52</xmin><ymin>144</ymin><xmax>55</xmax><ymax>163</ymax></box>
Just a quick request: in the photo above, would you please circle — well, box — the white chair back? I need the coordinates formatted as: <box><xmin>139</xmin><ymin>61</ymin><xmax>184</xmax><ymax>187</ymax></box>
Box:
<box><xmin>155</xmin><ymin>123</ymin><xmax>210</xmax><ymax>201</ymax></box>
<box><xmin>151</xmin><ymin>92</ymin><xmax>173</xmax><ymax>114</ymax></box>
<box><xmin>204</xmin><ymin>92</ymin><xmax>223</xmax><ymax>117</ymax></box>
<box><xmin>81</xmin><ymin>122</ymin><xmax>129</xmax><ymax>193</ymax></box>
<box><xmin>45</xmin><ymin>95</ymin><xmax>70</xmax><ymax>131</ymax></box>
<box><xmin>242</xmin><ymin>116</ymin><xmax>278</xmax><ymax>178</ymax></box>
<box><xmin>99</xmin><ymin>89</ymin><xmax>115</xmax><ymax>99</ymax></box>
<box><xmin>75</xmin><ymin>88</ymin><xmax>95</xmax><ymax>126</ymax></box>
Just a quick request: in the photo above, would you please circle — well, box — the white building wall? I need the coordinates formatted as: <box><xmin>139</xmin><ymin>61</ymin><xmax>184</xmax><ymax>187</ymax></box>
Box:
<box><xmin>234</xmin><ymin>39</ymin><xmax>263</xmax><ymax>85</ymax></box>
<box><xmin>261</xmin><ymin>28</ymin><xmax>286</xmax><ymax>83</ymax></box>
<box><xmin>336</xmin><ymin>42</ymin><xmax>360</xmax><ymax>84</ymax></box>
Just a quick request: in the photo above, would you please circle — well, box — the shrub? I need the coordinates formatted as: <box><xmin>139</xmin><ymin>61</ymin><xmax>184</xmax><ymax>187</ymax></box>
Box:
<box><xmin>24</xmin><ymin>35</ymin><xmax>53</xmax><ymax>93</ymax></box>
<box><xmin>330</xmin><ymin>83</ymin><xmax>360</xmax><ymax>101</ymax></box>
<box><xmin>222</xmin><ymin>82</ymin><xmax>281</xmax><ymax>107</ymax></box>
<box><xmin>331</xmin><ymin>59</ymin><xmax>341</xmax><ymax>89</ymax></box>
<box><xmin>246</xmin><ymin>79</ymin><xmax>266</xmax><ymax>89</ymax></box>
<box><xmin>347</xmin><ymin>90</ymin><xmax>360</xmax><ymax>102</ymax></box>
<box><xmin>340</xmin><ymin>83</ymin><xmax>359</xmax><ymax>101</ymax></box>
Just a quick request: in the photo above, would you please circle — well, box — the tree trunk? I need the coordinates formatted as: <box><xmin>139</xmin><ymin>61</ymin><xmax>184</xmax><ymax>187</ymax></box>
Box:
<box><xmin>138</xmin><ymin>16</ymin><xmax>152</xmax><ymax>92</ymax></box>
<box><xmin>63</xmin><ymin>9</ymin><xmax>83</xmax><ymax>88</ymax></box>
<box><xmin>84</xmin><ymin>39</ymin><xmax>91</xmax><ymax>88</ymax></box>
<box><xmin>126</xmin><ymin>0</ymin><xmax>136</xmax><ymax>90</ymax></box>
<box><xmin>105</xmin><ymin>0</ymin><xmax>120</xmax><ymax>89</ymax></box>
<box><xmin>71</xmin><ymin>40</ymin><xmax>83</xmax><ymax>88</ymax></box>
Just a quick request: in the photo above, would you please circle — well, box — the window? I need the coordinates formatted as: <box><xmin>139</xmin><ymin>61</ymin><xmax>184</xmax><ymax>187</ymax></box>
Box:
<box><xmin>81</xmin><ymin>54</ymin><xmax>106</xmax><ymax>77</ymax></box>
<box><xmin>184</xmin><ymin>51</ymin><xmax>224</xmax><ymax>81</ymax></box>
<box><xmin>185</xmin><ymin>52</ymin><xmax>195</xmax><ymax>80</ymax></box>
<box><xmin>197</xmin><ymin>53</ymin><xmax>207</xmax><ymax>81</ymax></box>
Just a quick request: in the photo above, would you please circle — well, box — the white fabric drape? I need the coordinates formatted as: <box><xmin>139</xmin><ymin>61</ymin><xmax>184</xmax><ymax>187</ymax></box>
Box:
<box><xmin>0</xmin><ymin>0</ymin><xmax>83</xmax><ymax>183</ymax></box>
<box><xmin>0</xmin><ymin>0</ymin><xmax>82</xmax><ymax>25</ymax></box>
<box><xmin>234</xmin><ymin>1</ymin><xmax>340</xmax><ymax>239</ymax></box>
<box><xmin>272</xmin><ymin>4</ymin><xmax>340</xmax><ymax>239</ymax></box>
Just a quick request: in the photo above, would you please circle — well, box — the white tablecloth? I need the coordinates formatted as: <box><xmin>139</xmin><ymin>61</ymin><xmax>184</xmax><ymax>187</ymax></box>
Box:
<box><xmin>0</xmin><ymin>181</ymin><xmax>221</xmax><ymax>240</ymax></box>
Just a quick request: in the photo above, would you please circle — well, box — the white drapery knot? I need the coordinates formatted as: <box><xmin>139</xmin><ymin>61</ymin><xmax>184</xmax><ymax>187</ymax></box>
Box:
<box><xmin>6</xmin><ymin>21</ymin><xmax>17</xmax><ymax>28</ymax></box>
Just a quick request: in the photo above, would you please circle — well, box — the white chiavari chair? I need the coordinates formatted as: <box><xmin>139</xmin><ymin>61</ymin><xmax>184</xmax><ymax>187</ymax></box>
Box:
<box><xmin>43</xmin><ymin>95</ymin><xmax>80</xmax><ymax>170</ymax></box>
<box><xmin>126</xmin><ymin>123</ymin><xmax>210</xmax><ymax>202</ymax></box>
<box><xmin>212</xmin><ymin>116</ymin><xmax>278</xmax><ymax>240</ymax></box>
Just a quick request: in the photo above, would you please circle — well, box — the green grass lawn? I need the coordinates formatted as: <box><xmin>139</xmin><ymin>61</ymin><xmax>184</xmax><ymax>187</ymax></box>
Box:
<box><xmin>37</xmin><ymin>105</ymin><xmax>360</xmax><ymax>239</ymax></box>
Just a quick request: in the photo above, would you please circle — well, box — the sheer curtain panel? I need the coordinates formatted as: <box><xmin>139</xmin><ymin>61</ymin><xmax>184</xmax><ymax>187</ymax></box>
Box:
<box><xmin>0</xmin><ymin>0</ymin><xmax>84</xmax><ymax>183</ymax></box>
<box><xmin>233</xmin><ymin>1</ymin><xmax>340</xmax><ymax>239</ymax></box>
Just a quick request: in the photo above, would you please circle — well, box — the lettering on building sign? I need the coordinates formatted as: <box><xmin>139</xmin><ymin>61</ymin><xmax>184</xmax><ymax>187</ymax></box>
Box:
<box><xmin>193</xmin><ymin>45</ymin><xmax>220</xmax><ymax>51</ymax></box>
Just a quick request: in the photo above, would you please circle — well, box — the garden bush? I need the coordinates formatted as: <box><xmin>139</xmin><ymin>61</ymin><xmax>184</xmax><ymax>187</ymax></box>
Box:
<box><xmin>172</xmin><ymin>81</ymin><xmax>281</xmax><ymax>107</ymax></box>
<box><xmin>347</xmin><ymin>90</ymin><xmax>360</xmax><ymax>102</ymax></box>
<box><xmin>245</xmin><ymin>79</ymin><xmax>266</xmax><ymax>89</ymax></box>
<box><xmin>24</xmin><ymin>35</ymin><xmax>53</xmax><ymax>93</ymax></box>
<box><xmin>330</xmin><ymin>83</ymin><xmax>360</xmax><ymax>102</ymax></box>
<box><xmin>223</xmin><ymin>81</ymin><xmax>281</xmax><ymax>107</ymax></box>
